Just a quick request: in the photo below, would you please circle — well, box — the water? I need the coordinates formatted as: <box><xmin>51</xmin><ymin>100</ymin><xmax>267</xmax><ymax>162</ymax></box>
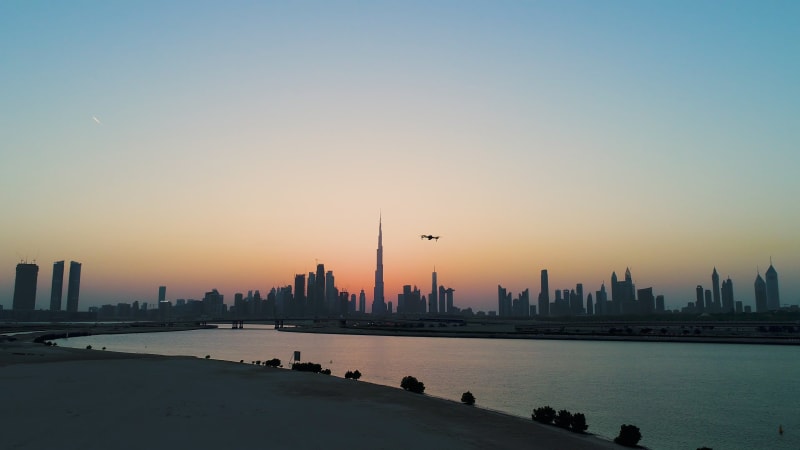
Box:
<box><xmin>55</xmin><ymin>326</ymin><xmax>800</xmax><ymax>450</ymax></box>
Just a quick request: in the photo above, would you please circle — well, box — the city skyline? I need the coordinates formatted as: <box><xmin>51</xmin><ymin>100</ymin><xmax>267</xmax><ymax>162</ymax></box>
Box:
<box><xmin>1</xmin><ymin>2</ymin><xmax>798</xmax><ymax>312</ymax></box>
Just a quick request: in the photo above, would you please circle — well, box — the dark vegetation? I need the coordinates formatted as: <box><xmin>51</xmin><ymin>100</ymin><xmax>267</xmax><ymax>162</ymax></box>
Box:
<box><xmin>291</xmin><ymin>362</ymin><xmax>331</xmax><ymax>375</ymax></box>
<box><xmin>400</xmin><ymin>375</ymin><xmax>425</xmax><ymax>393</ymax></box>
<box><xmin>614</xmin><ymin>424</ymin><xmax>642</xmax><ymax>447</ymax></box>
<box><xmin>344</xmin><ymin>370</ymin><xmax>362</xmax><ymax>380</ymax></box>
<box><xmin>263</xmin><ymin>358</ymin><xmax>281</xmax><ymax>367</ymax></box>
<box><xmin>460</xmin><ymin>391</ymin><xmax>475</xmax><ymax>405</ymax></box>
<box><xmin>33</xmin><ymin>331</ymin><xmax>90</xmax><ymax>343</ymax></box>
<box><xmin>531</xmin><ymin>406</ymin><xmax>588</xmax><ymax>433</ymax></box>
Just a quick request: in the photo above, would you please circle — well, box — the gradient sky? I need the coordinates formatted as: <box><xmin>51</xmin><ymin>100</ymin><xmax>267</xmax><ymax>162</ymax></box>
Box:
<box><xmin>2</xmin><ymin>1</ymin><xmax>798</xmax><ymax>312</ymax></box>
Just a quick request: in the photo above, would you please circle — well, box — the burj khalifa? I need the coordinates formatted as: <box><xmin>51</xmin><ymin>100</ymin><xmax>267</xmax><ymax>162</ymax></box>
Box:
<box><xmin>371</xmin><ymin>215</ymin><xmax>387</xmax><ymax>315</ymax></box>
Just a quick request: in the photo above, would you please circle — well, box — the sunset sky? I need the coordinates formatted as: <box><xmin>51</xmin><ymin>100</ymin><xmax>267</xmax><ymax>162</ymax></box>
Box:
<box><xmin>2</xmin><ymin>1</ymin><xmax>798</xmax><ymax>312</ymax></box>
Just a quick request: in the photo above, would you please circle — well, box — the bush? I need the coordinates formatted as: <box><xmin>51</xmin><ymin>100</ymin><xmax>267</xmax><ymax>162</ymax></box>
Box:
<box><xmin>532</xmin><ymin>406</ymin><xmax>556</xmax><ymax>424</ymax></box>
<box><xmin>291</xmin><ymin>362</ymin><xmax>323</xmax><ymax>373</ymax></box>
<box><xmin>345</xmin><ymin>370</ymin><xmax>362</xmax><ymax>380</ymax></box>
<box><xmin>554</xmin><ymin>409</ymin><xmax>573</xmax><ymax>429</ymax></box>
<box><xmin>205</xmin><ymin>355</ymin><xmax>210</xmax><ymax>359</ymax></box>
<box><xmin>264</xmin><ymin>358</ymin><xmax>281</xmax><ymax>367</ymax></box>
<box><xmin>400</xmin><ymin>376</ymin><xmax>425</xmax><ymax>393</ymax></box>
<box><xmin>614</xmin><ymin>424</ymin><xmax>642</xmax><ymax>447</ymax></box>
<box><xmin>570</xmin><ymin>413</ymin><xmax>588</xmax><ymax>433</ymax></box>
<box><xmin>86</xmin><ymin>345</ymin><xmax>92</xmax><ymax>350</ymax></box>
<box><xmin>461</xmin><ymin>391</ymin><xmax>476</xmax><ymax>405</ymax></box>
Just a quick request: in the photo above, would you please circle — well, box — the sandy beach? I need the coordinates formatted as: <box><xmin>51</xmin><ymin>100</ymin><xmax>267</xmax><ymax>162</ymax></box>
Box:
<box><xmin>1</xmin><ymin>339</ymin><xmax>620</xmax><ymax>450</ymax></box>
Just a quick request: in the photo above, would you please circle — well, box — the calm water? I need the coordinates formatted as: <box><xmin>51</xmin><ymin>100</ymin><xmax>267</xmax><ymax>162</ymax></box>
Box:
<box><xmin>55</xmin><ymin>326</ymin><xmax>800</xmax><ymax>450</ymax></box>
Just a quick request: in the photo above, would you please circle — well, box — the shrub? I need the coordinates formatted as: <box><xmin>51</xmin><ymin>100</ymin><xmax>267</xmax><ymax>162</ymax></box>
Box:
<box><xmin>461</xmin><ymin>391</ymin><xmax>476</xmax><ymax>405</ymax></box>
<box><xmin>205</xmin><ymin>355</ymin><xmax>210</xmax><ymax>359</ymax></box>
<box><xmin>554</xmin><ymin>409</ymin><xmax>573</xmax><ymax>429</ymax></box>
<box><xmin>570</xmin><ymin>412</ymin><xmax>588</xmax><ymax>433</ymax></box>
<box><xmin>351</xmin><ymin>370</ymin><xmax>361</xmax><ymax>380</ymax></box>
<box><xmin>532</xmin><ymin>406</ymin><xmax>556</xmax><ymax>424</ymax></box>
<box><xmin>86</xmin><ymin>345</ymin><xmax>92</xmax><ymax>350</ymax></box>
<box><xmin>400</xmin><ymin>376</ymin><xmax>425</xmax><ymax>393</ymax></box>
<box><xmin>614</xmin><ymin>424</ymin><xmax>642</xmax><ymax>447</ymax></box>
<box><xmin>264</xmin><ymin>358</ymin><xmax>281</xmax><ymax>367</ymax></box>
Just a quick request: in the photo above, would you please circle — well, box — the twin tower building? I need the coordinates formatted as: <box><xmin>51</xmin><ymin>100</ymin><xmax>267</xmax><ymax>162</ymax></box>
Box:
<box><xmin>12</xmin><ymin>260</ymin><xmax>82</xmax><ymax>312</ymax></box>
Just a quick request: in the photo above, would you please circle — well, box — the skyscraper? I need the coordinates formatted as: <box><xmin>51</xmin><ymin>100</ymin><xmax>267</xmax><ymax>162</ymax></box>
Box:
<box><xmin>158</xmin><ymin>286</ymin><xmax>167</xmax><ymax>302</ymax></box>
<box><xmin>294</xmin><ymin>273</ymin><xmax>306</xmax><ymax>317</ymax></box>
<box><xmin>754</xmin><ymin>272</ymin><xmax>767</xmax><ymax>313</ymax></box>
<box><xmin>695</xmin><ymin>285</ymin><xmax>705</xmax><ymax>312</ymax></box>
<box><xmin>538</xmin><ymin>269</ymin><xmax>549</xmax><ymax>317</ymax></box>
<box><xmin>429</xmin><ymin>269</ymin><xmax>438</xmax><ymax>314</ymax></box>
<box><xmin>711</xmin><ymin>268</ymin><xmax>721</xmax><ymax>313</ymax></box>
<box><xmin>13</xmin><ymin>262</ymin><xmax>39</xmax><ymax>311</ymax></box>
<box><xmin>50</xmin><ymin>261</ymin><xmax>64</xmax><ymax>311</ymax></box>
<box><xmin>315</xmin><ymin>263</ymin><xmax>325</xmax><ymax>315</ymax></box>
<box><xmin>372</xmin><ymin>215</ymin><xmax>386</xmax><ymax>315</ymax></box>
<box><xmin>66</xmin><ymin>261</ymin><xmax>82</xmax><ymax>313</ymax></box>
<box><xmin>765</xmin><ymin>261</ymin><xmax>780</xmax><ymax>310</ymax></box>
<box><xmin>721</xmin><ymin>276</ymin><xmax>734</xmax><ymax>313</ymax></box>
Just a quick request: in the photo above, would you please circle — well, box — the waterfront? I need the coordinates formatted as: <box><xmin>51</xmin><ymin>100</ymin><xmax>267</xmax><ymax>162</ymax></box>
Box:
<box><xmin>56</xmin><ymin>326</ymin><xmax>800</xmax><ymax>450</ymax></box>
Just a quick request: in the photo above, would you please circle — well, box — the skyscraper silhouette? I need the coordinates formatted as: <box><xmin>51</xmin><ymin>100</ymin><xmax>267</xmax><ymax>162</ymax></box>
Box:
<box><xmin>50</xmin><ymin>260</ymin><xmax>64</xmax><ymax>311</ymax></box>
<box><xmin>765</xmin><ymin>260</ymin><xmax>780</xmax><ymax>310</ymax></box>
<box><xmin>538</xmin><ymin>269</ymin><xmax>549</xmax><ymax>317</ymax></box>
<box><xmin>754</xmin><ymin>271</ymin><xmax>767</xmax><ymax>313</ymax></box>
<box><xmin>429</xmin><ymin>269</ymin><xmax>438</xmax><ymax>314</ymax></box>
<box><xmin>13</xmin><ymin>262</ymin><xmax>39</xmax><ymax>311</ymax></box>
<box><xmin>66</xmin><ymin>261</ymin><xmax>81</xmax><ymax>313</ymax></box>
<box><xmin>721</xmin><ymin>276</ymin><xmax>735</xmax><ymax>313</ymax></box>
<box><xmin>372</xmin><ymin>215</ymin><xmax>386</xmax><ymax>315</ymax></box>
<box><xmin>711</xmin><ymin>268</ymin><xmax>721</xmax><ymax>313</ymax></box>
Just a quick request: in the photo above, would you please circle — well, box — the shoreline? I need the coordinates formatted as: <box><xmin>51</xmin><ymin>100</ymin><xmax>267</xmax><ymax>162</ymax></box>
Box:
<box><xmin>278</xmin><ymin>323</ymin><xmax>800</xmax><ymax>345</ymax></box>
<box><xmin>0</xmin><ymin>339</ymin><xmax>622</xmax><ymax>449</ymax></box>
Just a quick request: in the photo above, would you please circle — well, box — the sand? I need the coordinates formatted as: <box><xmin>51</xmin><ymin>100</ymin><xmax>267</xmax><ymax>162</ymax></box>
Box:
<box><xmin>0</xmin><ymin>340</ymin><xmax>620</xmax><ymax>450</ymax></box>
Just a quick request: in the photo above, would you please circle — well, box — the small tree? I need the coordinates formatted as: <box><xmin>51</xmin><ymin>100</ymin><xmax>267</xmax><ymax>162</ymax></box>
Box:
<box><xmin>461</xmin><ymin>391</ymin><xmax>476</xmax><ymax>405</ymax></box>
<box><xmin>532</xmin><ymin>406</ymin><xmax>556</xmax><ymax>424</ymax></box>
<box><xmin>570</xmin><ymin>413</ymin><xmax>588</xmax><ymax>433</ymax></box>
<box><xmin>401</xmin><ymin>376</ymin><xmax>425</xmax><ymax>393</ymax></box>
<box><xmin>554</xmin><ymin>409</ymin><xmax>573</xmax><ymax>429</ymax></box>
<box><xmin>86</xmin><ymin>345</ymin><xmax>92</xmax><ymax>350</ymax></box>
<box><xmin>352</xmin><ymin>370</ymin><xmax>361</xmax><ymax>380</ymax></box>
<box><xmin>614</xmin><ymin>424</ymin><xmax>642</xmax><ymax>447</ymax></box>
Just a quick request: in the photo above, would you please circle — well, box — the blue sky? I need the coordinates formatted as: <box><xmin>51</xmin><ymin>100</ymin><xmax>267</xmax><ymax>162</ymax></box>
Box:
<box><xmin>1</xmin><ymin>1</ymin><xmax>798</xmax><ymax>311</ymax></box>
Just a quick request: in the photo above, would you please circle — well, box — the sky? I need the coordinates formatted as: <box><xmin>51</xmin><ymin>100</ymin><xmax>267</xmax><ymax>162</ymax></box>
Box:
<box><xmin>1</xmin><ymin>1</ymin><xmax>799</xmax><ymax>313</ymax></box>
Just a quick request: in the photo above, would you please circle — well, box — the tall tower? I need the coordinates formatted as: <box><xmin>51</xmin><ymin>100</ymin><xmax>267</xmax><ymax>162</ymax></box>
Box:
<box><xmin>429</xmin><ymin>268</ymin><xmax>438</xmax><ymax>314</ymax></box>
<box><xmin>711</xmin><ymin>268</ymin><xmax>721</xmax><ymax>313</ymax></box>
<box><xmin>158</xmin><ymin>286</ymin><xmax>167</xmax><ymax>302</ymax></box>
<box><xmin>66</xmin><ymin>261</ymin><xmax>82</xmax><ymax>313</ymax></box>
<box><xmin>765</xmin><ymin>260</ymin><xmax>780</xmax><ymax>310</ymax></box>
<box><xmin>371</xmin><ymin>215</ymin><xmax>386</xmax><ymax>315</ymax></box>
<box><xmin>315</xmin><ymin>263</ymin><xmax>325</xmax><ymax>315</ymax></box>
<box><xmin>50</xmin><ymin>261</ymin><xmax>65</xmax><ymax>311</ymax></box>
<box><xmin>538</xmin><ymin>269</ymin><xmax>550</xmax><ymax>317</ymax></box>
<box><xmin>754</xmin><ymin>271</ymin><xmax>768</xmax><ymax>313</ymax></box>
<box><xmin>13</xmin><ymin>262</ymin><xmax>39</xmax><ymax>311</ymax></box>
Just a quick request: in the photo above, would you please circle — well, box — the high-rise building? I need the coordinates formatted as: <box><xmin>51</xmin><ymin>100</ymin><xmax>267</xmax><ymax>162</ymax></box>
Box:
<box><xmin>721</xmin><ymin>276</ymin><xmax>734</xmax><ymax>313</ymax></box>
<box><xmin>50</xmin><ymin>261</ymin><xmax>64</xmax><ymax>311</ymax></box>
<box><xmin>711</xmin><ymin>268</ymin><xmax>721</xmax><ymax>313</ymax></box>
<box><xmin>13</xmin><ymin>262</ymin><xmax>39</xmax><ymax>311</ymax></box>
<box><xmin>754</xmin><ymin>272</ymin><xmax>767</xmax><ymax>313</ymax></box>
<box><xmin>595</xmin><ymin>283</ymin><xmax>608</xmax><ymax>315</ymax></box>
<box><xmin>325</xmin><ymin>270</ymin><xmax>336</xmax><ymax>313</ymax></box>
<box><xmin>765</xmin><ymin>261</ymin><xmax>780</xmax><ymax>310</ymax></box>
<box><xmin>158</xmin><ymin>286</ymin><xmax>167</xmax><ymax>302</ymax></box>
<box><xmin>538</xmin><ymin>269</ymin><xmax>549</xmax><ymax>317</ymax></box>
<box><xmin>315</xmin><ymin>263</ymin><xmax>325</xmax><ymax>315</ymax></box>
<box><xmin>372</xmin><ymin>215</ymin><xmax>387</xmax><ymax>315</ymax></box>
<box><xmin>695</xmin><ymin>285</ymin><xmax>705</xmax><ymax>312</ymax></box>
<box><xmin>294</xmin><ymin>273</ymin><xmax>306</xmax><ymax>317</ymax></box>
<box><xmin>66</xmin><ymin>261</ymin><xmax>82</xmax><ymax>313</ymax></box>
<box><xmin>429</xmin><ymin>269</ymin><xmax>438</xmax><ymax>314</ymax></box>
<box><xmin>358</xmin><ymin>289</ymin><xmax>366</xmax><ymax>314</ymax></box>
<box><xmin>498</xmin><ymin>285</ymin><xmax>511</xmax><ymax>316</ymax></box>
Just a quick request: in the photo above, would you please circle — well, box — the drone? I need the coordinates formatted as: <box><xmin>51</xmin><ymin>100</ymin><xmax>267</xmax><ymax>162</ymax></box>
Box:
<box><xmin>420</xmin><ymin>235</ymin><xmax>440</xmax><ymax>241</ymax></box>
